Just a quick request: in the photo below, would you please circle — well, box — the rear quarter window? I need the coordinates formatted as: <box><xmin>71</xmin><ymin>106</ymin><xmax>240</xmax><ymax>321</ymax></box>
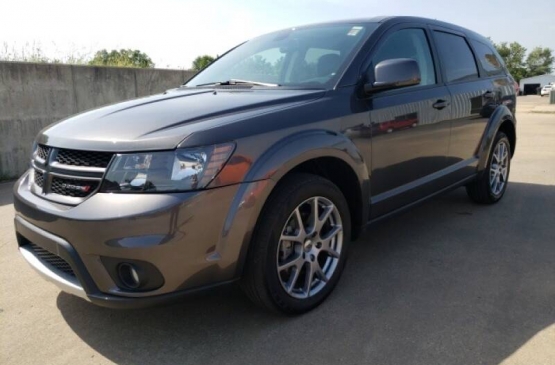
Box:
<box><xmin>433</xmin><ymin>31</ymin><xmax>479</xmax><ymax>83</ymax></box>
<box><xmin>470</xmin><ymin>40</ymin><xmax>505</xmax><ymax>76</ymax></box>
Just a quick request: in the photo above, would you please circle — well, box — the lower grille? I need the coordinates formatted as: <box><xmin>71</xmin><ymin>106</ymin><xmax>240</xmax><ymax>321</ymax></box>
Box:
<box><xmin>29</xmin><ymin>243</ymin><xmax>75</xmax><ymax>277</ymax></box>
<box><xmin>50</xmin><ymin>176</ymin><xmax>99</xmax><ymax>198</ymax></box>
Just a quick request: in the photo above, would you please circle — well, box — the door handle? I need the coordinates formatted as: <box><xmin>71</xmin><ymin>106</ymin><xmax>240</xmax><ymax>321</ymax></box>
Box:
<box><xmin>432</xmin><ymin>100</ymin><xmax>449</xmax><ymax>110</ymax></box>
<box><xmin>483</xmin><ymin>91</ymin><xmax>495</xmax><ymax>98</ymax></box>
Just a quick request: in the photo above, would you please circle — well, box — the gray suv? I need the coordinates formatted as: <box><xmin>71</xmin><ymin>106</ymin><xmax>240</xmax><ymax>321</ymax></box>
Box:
<box><xmin>14</xmin><ymin>16</ymin><xmax>516</xmax><ymax>314</ymax></box>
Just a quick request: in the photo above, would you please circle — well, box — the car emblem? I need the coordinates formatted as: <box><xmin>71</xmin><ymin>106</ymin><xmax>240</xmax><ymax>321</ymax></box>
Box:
<box><xmin>60</xmin><ymin>183</ymin><xmax>91</xmax><ymax>192</ymax></box>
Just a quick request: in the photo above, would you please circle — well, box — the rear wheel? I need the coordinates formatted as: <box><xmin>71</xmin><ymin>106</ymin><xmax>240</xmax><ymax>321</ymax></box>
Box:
<box><xmin>241</xmin><ymin>173</ymin><xmax>351</xmax><ymax>314</ymax></box>
<box><xmin>466</xmin><ymin>131</ymin><xmax>511</xmax><ymax>204</ymax></box>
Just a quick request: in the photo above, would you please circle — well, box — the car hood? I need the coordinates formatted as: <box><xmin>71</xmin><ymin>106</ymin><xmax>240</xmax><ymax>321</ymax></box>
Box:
<box><xmin>37</xmin><ymin>88</ymin><xmax>325</xmax><ymax>152</ymax></box>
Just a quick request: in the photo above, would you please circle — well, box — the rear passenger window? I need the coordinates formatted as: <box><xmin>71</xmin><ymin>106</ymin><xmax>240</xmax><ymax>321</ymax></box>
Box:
<box><xmin>470</xmin><ymin>40</ymin><xmax>504</xmax><ymax>76</ymax></box>
<box><xmin>433</xmin><ymin>31</ymin><xmax>478</xmax><ymax>83</ymax></box>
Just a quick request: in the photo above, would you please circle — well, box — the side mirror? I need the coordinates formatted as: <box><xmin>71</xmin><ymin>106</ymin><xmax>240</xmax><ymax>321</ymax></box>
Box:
<box><xmin>364</xmin><ymin>58</ymin><xmax>421</xmax><ymax>94</ymax></box>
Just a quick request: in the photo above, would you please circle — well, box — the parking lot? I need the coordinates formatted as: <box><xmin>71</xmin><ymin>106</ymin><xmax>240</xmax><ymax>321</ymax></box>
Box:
<box><xmin>0</xmin><ymin>96</ymin><xmax>554</xmax><ymax>365</ymax></box>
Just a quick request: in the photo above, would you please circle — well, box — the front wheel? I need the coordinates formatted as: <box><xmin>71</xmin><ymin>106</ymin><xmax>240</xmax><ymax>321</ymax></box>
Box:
<box><xmin>466</xmin><ymin>131</ymin><xmax>511</xmax><ymax>204</ymax></box>
<box><xmin>241</xmin><ymin>173</ymin><xmax>351</xmax><ymax>314</ymax></box>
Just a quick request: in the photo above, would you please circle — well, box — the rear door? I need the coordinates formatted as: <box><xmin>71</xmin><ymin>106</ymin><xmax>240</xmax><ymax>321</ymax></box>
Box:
<box><xmin>469</xmin><ymin>39</ymin><xmax>516</xmax><ymax>113</ymax></box>
<box><xmin>431</xmin><ymin>29</ymin><xmax>498</xmax><ymax>181</ymax></box>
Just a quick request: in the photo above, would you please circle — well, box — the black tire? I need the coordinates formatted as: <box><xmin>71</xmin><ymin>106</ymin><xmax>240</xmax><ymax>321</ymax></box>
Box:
<box><xmin>241</xmin><ymin>173</ymin><xmax>351</xmax><ymax>315</ymax></box>
<box><xmin>466</xmin><ymin>131</ymin><xmax>511</xmax><ymax>204</ymax></box>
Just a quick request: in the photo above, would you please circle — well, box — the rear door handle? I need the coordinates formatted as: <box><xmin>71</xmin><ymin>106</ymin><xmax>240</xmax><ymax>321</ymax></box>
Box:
<box><xmin>432</xmin><ymin>100</ymin><xmax>449</xmax><ymax>110</ymax></box>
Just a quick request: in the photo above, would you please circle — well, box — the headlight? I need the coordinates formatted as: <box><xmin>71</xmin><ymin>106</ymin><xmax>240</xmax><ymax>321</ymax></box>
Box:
<box><xmin>100</xmin><ymin>143</ymin><xmax>235</xmax><ymax>193</ymax></box>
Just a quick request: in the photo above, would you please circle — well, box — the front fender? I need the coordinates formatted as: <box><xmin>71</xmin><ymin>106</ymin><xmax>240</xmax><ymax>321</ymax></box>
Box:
<box><xmin>223</xmin><ymin>130</ymin><xmax>369</xmax><ymax>277</ymax></box>
<box><xmin>477</xmin><ymin>105</ymin><xmax>515</xmax><ymax>171</ymax></box>
<box><xmin>244</xmin><ymin>129</ymin><xmax>369</xmax><ymax>184</ymax></box>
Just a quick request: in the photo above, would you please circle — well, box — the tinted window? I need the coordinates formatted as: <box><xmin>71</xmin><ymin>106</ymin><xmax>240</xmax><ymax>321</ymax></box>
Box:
<box><xmin>372</xmin><ymin>28</ymin><xmax>436</xmax><ymax>86</ymax></box>
<box><xmin>434</xmin><ymin>32</ymin><xmax>478</xmax><ymax>82</ymax></box>
<box><xmin>470</xmin><ymin>40</ymin><xmax>504</xmax><ymax>76</ymax></box>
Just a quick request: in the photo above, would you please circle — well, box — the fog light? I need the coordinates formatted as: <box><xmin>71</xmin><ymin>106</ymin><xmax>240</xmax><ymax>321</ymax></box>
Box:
<box><xmin>118</xmin><ymin>263</ymin><xmax>141</xmax><ymax>289</ymax></box>
<box><xmin>102</xmin><ymin>257</ymin><xmax>163</xmax><ymax>292</ymax></box>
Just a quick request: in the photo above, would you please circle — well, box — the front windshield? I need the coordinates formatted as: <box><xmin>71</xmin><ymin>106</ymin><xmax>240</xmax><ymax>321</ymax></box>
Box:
<box><xmin>186</xmin><ymin>23</ymin><xmax>377</xmax><ymax>88</ymax></box>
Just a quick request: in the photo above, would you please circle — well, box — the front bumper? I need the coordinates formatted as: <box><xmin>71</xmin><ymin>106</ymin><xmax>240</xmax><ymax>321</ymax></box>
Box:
<box><xmin>19</xmin><ymin>230</ymin><xmax>88</xmax><ymax>301</ymax></box>
<box><xmin>14</xmin><ymin>170</ymin><xmax>273</xmax><ymax>308</ymax></box>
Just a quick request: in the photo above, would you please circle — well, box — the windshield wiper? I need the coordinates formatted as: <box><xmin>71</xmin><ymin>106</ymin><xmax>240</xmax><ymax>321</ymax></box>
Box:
<box><xmin>195</xmin><ymin>79</ymin><xmax>280</xmax><ymax>87</ymax></box>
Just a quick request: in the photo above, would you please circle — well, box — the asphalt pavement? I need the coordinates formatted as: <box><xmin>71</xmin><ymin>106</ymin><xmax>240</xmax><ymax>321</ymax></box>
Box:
<box><xmin>1</xmin><ymin>96</ymin><xmax>554</xmax><ymax>365</ymax></box>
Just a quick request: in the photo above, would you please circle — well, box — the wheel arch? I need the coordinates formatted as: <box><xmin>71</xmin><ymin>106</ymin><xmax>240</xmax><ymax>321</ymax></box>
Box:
<box><xmin>246</xmin><ymin>130</ymin><xmax>369</xmax><ymax>236</ymax></box>
<box><xmin>286</xmin><ymin>157</ymin><xmax>367</xmax><ymax>240</ymax></box>
<box><xmin>477</xmin><ymin>106</ymin><xmax>516</xmax><ymax>171</ymax></box>
<box><xmin>498</xmin><ymin>120</ymin><xmax>516</xmax><ymax>157</ymax></box>
<box><xmin>231</xmin><ymin>130</ymin><xmax>370</xmax><ymax>277</ymax></box>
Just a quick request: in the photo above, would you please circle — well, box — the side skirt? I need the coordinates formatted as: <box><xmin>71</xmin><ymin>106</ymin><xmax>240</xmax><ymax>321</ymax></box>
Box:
<box><xmin>364</xmin><ymin>174</ymin><xmax>477</xmax><ymax>228</ymax></box>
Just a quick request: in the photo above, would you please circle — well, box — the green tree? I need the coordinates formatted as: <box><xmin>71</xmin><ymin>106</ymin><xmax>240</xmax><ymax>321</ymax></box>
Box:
<box><xmin>494</xmin><ymin>41</ymin><xmax>527</xmax><ymax>82</ymax></box>
<box><xmin>192</xmin><ymin>55</ymin><xmax>215</xmax><ymax>71</ymax></box>
<box><xmin>273</xmin><ymin>56</ymin><xmax>285</xmax><ymax>75</ymax></box>
<box><xmin>89</xmin><ymin>49</ymin><xmax>154</xmax><ymax>68</ymax></box>
<box><xmin>525</xmin><ymin>47</ymin><xmax>554</xmax><ymax>77</ymax></box>
<box><xmin>228</xmin><ymin>55</ymin><xmax>281</xmax><ymax>82</ymax></box>
<box><xmin>242</xmin><ymin>55</ymin><xmax>274</xmax><ymax>75</ymax></box>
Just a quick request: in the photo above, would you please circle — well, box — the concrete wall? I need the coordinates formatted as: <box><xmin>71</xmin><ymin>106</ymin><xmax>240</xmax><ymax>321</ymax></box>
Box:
<box><xmin>0</xmin><ymin>61</ymin><xmax>196</xmax><ymax>179</ymax></box>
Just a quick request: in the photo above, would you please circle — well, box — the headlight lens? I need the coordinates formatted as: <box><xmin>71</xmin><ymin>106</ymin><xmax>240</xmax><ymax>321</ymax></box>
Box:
<box><xmin>100</xmin><ymin>143</ymin><xmax>235</xmax><ymax>193</ymax></box>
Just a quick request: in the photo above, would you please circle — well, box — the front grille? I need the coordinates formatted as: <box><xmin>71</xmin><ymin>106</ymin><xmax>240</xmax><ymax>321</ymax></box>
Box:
<box><xmin>37</xmin><ymin>145</ymin><xmax>50</xmax><ymax>160</ymax></box>
<box><xmin>56</xmin><ymin>148</ymin><xmax>113</xmax><ymax>168</ymax></box>
<box><xmin>34</xmin><ymin>170</ymin><xmax>44</xmax><ymax>188</ymax></box>
<box><xmin>50</xmin><ymin>176</ymin><xmax>99</xmax><ymax>198</ymax></box>
<box><xmin>29</xmin><ymin>243</ymin><xmax>75</xmax><ymax>277</ymax></box>
<box><xmin>32</xmin><ymin>145</ymin><xmax>108</xmax><ymax>204</ymax></box>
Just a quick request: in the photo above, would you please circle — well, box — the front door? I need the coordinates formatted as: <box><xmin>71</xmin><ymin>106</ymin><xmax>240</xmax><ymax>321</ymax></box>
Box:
<box><xmin>363</xmin><ymin>27</ymin><xmax>452</xmax><ymax>217</ymax></box>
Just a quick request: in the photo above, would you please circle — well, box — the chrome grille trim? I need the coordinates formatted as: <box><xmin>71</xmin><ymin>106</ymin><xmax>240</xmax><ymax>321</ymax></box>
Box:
<box><xmin>49</xmin><ymin>161</ymin><xmax>106</xmax><ymax>174</ymax></box>
<box><xmin>48</xmin><ymin>171</ymin><xmax>103</xmax><ymax>181</ymax></box>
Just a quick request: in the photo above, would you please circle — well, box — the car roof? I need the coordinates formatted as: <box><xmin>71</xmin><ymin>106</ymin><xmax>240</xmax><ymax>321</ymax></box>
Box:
<box><xmin>298</xmin><ymin>16</ymin><xmax>490</xmax><ymax>44</ymax></box>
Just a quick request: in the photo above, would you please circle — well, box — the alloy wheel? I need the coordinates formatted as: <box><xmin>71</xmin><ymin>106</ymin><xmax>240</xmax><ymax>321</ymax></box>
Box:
<box><xmin>276</xmin><ymin>196</ymin><xmax>343</xmax><ymax>299</ymax></box>
<box><xmin>490</xmin><ymin>140</ymin><xmax>509</xmax><ymax>195</ymax></box>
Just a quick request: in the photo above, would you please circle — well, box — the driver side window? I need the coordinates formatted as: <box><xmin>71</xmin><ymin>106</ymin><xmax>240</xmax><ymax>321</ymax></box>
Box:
<box><xmin>371</xmin><ymin>28</ymin><xmax>436</xmax><ymax>86</ymax></box>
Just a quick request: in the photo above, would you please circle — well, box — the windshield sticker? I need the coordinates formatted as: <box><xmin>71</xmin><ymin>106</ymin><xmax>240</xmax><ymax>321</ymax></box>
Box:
<box><xmin>347</xmin><ymin>26</ymin><xmax>363</xmax><ymax>36</ymax></box>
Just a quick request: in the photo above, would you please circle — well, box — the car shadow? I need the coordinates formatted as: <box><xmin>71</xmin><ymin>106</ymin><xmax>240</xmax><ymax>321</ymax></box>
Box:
<box><xmin>57</xmin><ymin>182</ymin><xmax>555</xmax><ymax>365</ymax></box>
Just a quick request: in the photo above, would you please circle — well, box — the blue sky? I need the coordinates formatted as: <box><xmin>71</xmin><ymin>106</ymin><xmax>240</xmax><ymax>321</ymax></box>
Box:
<box><xmin>2</xmin><ymin>0</ymin><xmax>554</xmax><ymax>69</ymax></box>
